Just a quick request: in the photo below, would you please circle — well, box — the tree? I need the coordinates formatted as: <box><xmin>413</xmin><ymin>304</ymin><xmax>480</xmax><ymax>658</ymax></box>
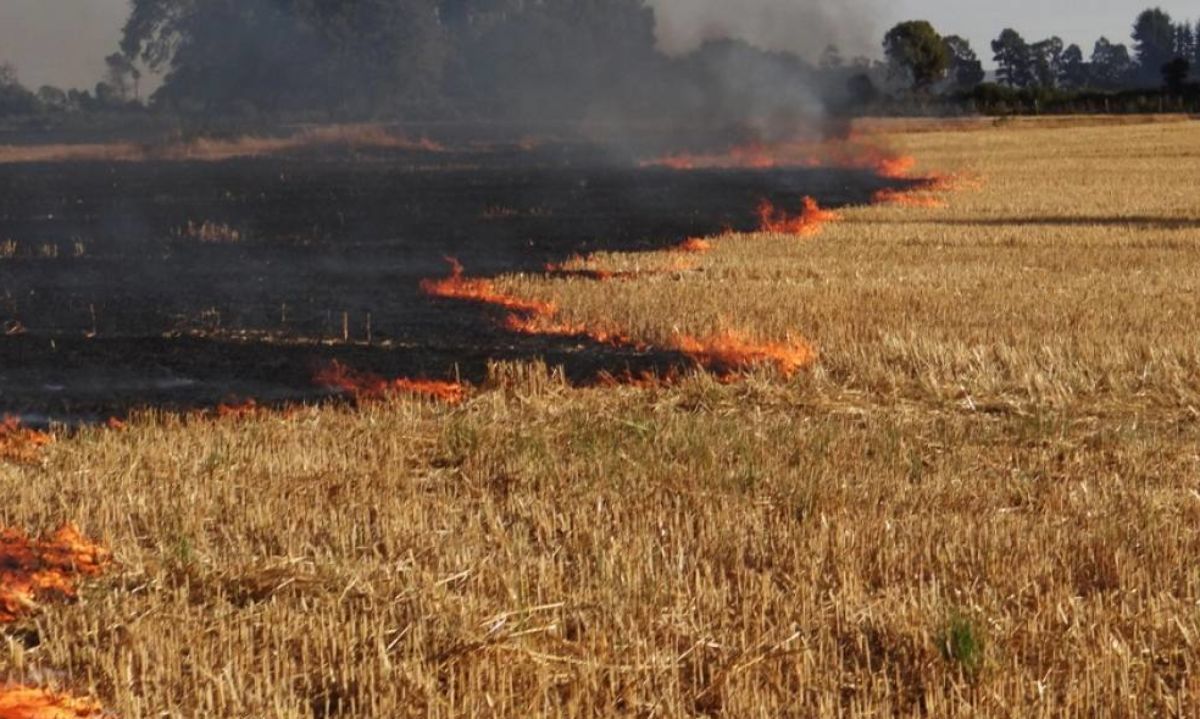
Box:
<box><xmin>36</xmin><ymin>85</ymin><xmax>68</xmax><ymax>112</ymax></box>
<box><xmin>819</xmin><ymin>45</ymin><xmax>844</xmax><ymax>71</ymax></box>
<box><xmin>1091</xmin><ymin>37</ymin><xmax>1134</xmax><ymax>89</ymax></box>
<box><xmin>1196</xmin><ymin>20</ymin><xmax>1200</xmax><ymax>73</ymax></box>
<box><xmin>1058</xmin><ymin>44</ymin><xmax>1090</xmax><ymax>88</ymax></box>
<box><xmin>121</xmin><ymin>0</ymin><xmax>449</xmax><ymax>117</ymax></box>
<box><xmin>1030</xmin><ymin>36</ymin><xmax>1064</xmax><ymax>88</ymax></box>
<box><xmin>883</xmin><ymin>21</ymin><xmax>950</xmax><ymax>91</ymax></box>
<box><xmin>992</xmin><ymin>29</ymin><xmax>1033</xmax><ymax>88</ymax></box>
<box><xmin>1175</xmin><ymin>22</ymin><xmax>1196</xmax><ymax>61</ymax></box>
<box><xmin>104</xmin><ymin>53</ymin><xmax>141</xmax><ymax>102</ymax></box>
<box><xmin>1162</xmin><ymin>57</ymin><xmax>1191</xmax><ymax>91</ymax></box>
<box><xmin>942</xmin><ymin>35</ymin><xmax>985</xmax><ymax>91</ymax></box>
<box><xmin>0</xmin><ymin>63</ymin><xmax>37</xmax><ymax>116</ymax></box>
<box><xmin>1132</xmin><ymin>8</ymin><xmax>1176</xmax><ymax>84</ymax></box>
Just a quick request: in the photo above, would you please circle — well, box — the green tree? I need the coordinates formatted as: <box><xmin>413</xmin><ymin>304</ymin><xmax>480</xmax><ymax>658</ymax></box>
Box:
<box><xmin>1058</xmin><ymin>44</ymin><xmax>1089</xmax><ymax>88</ymax></box>
<box><xmin>0</xmin><ymin>63</ymin><xmax>37</xmax><ymax>116</ymax></box>
<box><xmin>1196</xmin><ymin>20</ymin><xmax>1200</xmax><ymax>72</ymax></box>
<box><xmin>992</xmin><ymin>29</ymin><xmax>1033</xmax><ymax>87</ymax></box>
<box><xmin>121</xmin><ymin>0</ymin><xmax>448</xmax><ymax>117</ymax></box>
<box><xmin>1175</xmin><ymin>22</ymin><xmax>1196</xmax><ymax>61</ymax></box>
<box><xmin>104</xmin><ymin>52</ymin><xmax>142</xmax><ymax>102</ymax></box>
<box><xmin>1132</xmin><ymin>8</ymin><xmax>1176</xmax><ymax>84</ymax></box>
<box><xmin>1162</xmin><ymin>56</ymin><xmax>1191</xmax><ymax>91</ymax></box>
<box><xmin>883</xmin><ymin>20</ymin><xmax>951</xmax><ymax>91</ymax></box>
<box><xmin>942</xmin><ymin>35</ymin><xmax>985</xmax><ymax>91</ymax></box>
<box><xmin>36</xmin><ymin>85</ymin><xmax>69</xmax><ymax>112</ymax></box>
<box><xmin>1091</xmin><ymin>37</ymin><xmax>1134</xmax><ymax>89</ymax></box>
<box><xmin>1030</xmin><ymin>36</ymin><xmax>1064</xmax><ymax>88</ymax></box>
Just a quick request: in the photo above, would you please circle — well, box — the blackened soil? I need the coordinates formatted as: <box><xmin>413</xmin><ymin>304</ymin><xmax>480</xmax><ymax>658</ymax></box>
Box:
<box><xmin>0</xmin><ymin>145</ymin><xmax>915</xmax><ymax>423</ymax></box>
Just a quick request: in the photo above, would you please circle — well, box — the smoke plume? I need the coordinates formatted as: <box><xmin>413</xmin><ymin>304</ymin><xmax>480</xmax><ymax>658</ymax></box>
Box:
<box><xmin>648</xmin><ymin>0</ymin><xmax>883</xmax><ymax>60</ymax></box>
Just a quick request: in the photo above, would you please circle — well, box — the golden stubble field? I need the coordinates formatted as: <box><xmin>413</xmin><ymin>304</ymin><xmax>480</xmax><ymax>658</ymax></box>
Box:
<box><xmin>3</xmin><ymin>116</ymin><xmax>1200</xmax><ymax>717</ymax></box>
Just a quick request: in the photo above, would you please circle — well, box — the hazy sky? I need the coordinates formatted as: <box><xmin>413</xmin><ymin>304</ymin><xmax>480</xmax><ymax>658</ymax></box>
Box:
<box><xmin>0</xmin><ymin>0</ymin><xmax>1196</xmax><ymax>90</ymax></box>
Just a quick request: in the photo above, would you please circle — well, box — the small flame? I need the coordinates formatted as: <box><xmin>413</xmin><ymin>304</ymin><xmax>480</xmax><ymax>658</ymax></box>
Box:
<box><xmin>0</xmin><ymin>687</ymin><xmax>104</xmax><ymax>718</ymax></box>
<box><xmin>676</xmin><ymin>238</ymin><xmax>713</xmax><ymax>254</ymax></box>
<box><xmin>1</xmin><ymin>524</ymin><xmax>110</xmax><ymax>624</ymax></box>
<box><xmin>421</xmin><ymin>258</ymin><xmax>556</xmax><ymax>316</ymax></box>
<box><xmin>757</xmin><ymin>197</ymin><xmax>841</xmax><ymax>236</ymax></box>
<box><xmin>673</xmin><ymin>330</ymin><xmax>816</xmax><ymax>379</ymax></box>
<box><xmin>215</xmin><ymin>399</ymin><xmax>261</xmax><ymax>419</ymax></box>
<box><xmin>640</xmin><ymin>136</ymin><xmax>918</xmax><ymax>179</ymax></box>
<box><xmin>875</xmin><ymin>155</ymin><xmax>917</xmax><ymax>179</ymax></box>
<box><xmin>314</xmin><ymin>361</ymin><xmax>467</xmax><ymax>404</ymax></box>
<box><xmin>503</xmin><ymin>314</ymin><xmax>641</xmax><ymax>349</ymax></box>
<box><xmin>0</xmin><ymin>417</ymin><xmax>54</xmax><ymax>465</ymax></box>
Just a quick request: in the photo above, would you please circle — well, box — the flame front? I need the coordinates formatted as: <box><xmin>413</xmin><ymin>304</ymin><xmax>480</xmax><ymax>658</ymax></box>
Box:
<box><xmin>0</xmin><ymin>687</ymin><xmax>104</xmax><ymax>719</ymax></box>
<box><xmin>420</xmin><ymin>257</ymin><xmax>557</xmax><ymax>316</ymax></box>
<box><xmin>640</xmin><ymin>135</ymin><xmax>918</xmax><ymax>180</ymax></box>
<box><xmin>676</xmin><ymin>237</ymin><xmax>713</xmax><ymax>254</ymax></box>
<box><xmin>0</xmin><ymin>417</ymin><xmax>54</xmax><ymax>465</ymax></box>
<box><xmin>314</xmin><ymin>361</ymin><xmax>467</xmax><ymax>404</ymax></box>
<box><xmin>757</xmin><ymin>197</ymin><xmax>841</xmax><ymax>236</ymax></box>
<box><xmin>673</xmin><ymin>330</ymin><xmax>816</xmax><ymax>379</ymax></box>
<box><xmin>0</xmin><ymin>524</ymin><xmax>110</xmax><ymax>624</ymax></box>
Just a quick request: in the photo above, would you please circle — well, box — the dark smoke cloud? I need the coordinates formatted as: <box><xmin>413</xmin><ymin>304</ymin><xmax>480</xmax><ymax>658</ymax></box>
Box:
<box><xmin>648</xmin><ymin>0</ymin><xmax>884</xmax><ymax>61</ymax></box>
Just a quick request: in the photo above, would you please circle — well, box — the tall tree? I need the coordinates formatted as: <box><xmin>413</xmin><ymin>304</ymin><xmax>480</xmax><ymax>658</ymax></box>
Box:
<box><xmin>1091</xmin><ymin>36</ymin><xmax>1134</xmax><ymax>89</ymax></box>
<box><xmin>942</xmin><ymin>35</ymin><xmax>985</xmax><ymax>91</ymax></box>
<box><xmin>104</xmin><ymin>53</ymin><xmax>141</xmax><ymax>102</ymax></box>
<box><xmin>1196</xmin><ymin>20</ymin><xmax>1200</xmax><ymax>72</ymax></box>
<box><xmin>121</xmin><ymin>0</ymin><xmax>449</xmax><ymax>116</ymax></box>
<box><xmin>1162</xmin><ymin>57</ymin><xmax>1191</xmax><ymax>91</ymax></box>
<box><xmin>883</xmin><ymin>20</ymin><xmax>951</xmax><ymax>91</ymax></box>
<box><xmin>1058</xmin><ymin>44</ymin><xmax>1090</xmax><ymax>88</ymax></box>
<box><xmin>1175</xmin><ymin>22</ymin><xmax>1196</xmax><ymax>60</ymax></box>
<box><xmin>1030</xmin><ymin>36</ymin><xmax>1064</xmax><ymax>88</ymax></box>
<box><xmin>0</xmin><ymin>63</ymin><xmax>37</xmax><ymax>116</ymax></box>
<box><xmin>992</xmin><ymin>29</ymin><xmax>1033</xmax><ymax>87</ymax></box>
<box><xmin>1132</xmin><ymin>8</ymin><xmax>1176</xmax><ymax>84</ymax></box>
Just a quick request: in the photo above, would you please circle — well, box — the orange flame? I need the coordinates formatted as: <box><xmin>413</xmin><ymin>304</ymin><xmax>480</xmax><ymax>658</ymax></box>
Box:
<box><xmin>0</xmin><ymin>417</ymin><xmax>54</xmax><ymax>465</ymax></box>
<box><xmin>503</xmin><ymin>314</ymin><xmax>642</xmax><ymax>349</ymax></box>
<box><xmin>314</xmin><ymin>361</ymin><xmax>467</xmax><ymax>404</ymax></box>
<box><xmin>419</xmin><ymin>259</ymin><xmax>818</xmax><ymax>385</ymax></box>
<box><xmin>215</xmin><ymin>399</ymin><xmax>257</xmax><ymax>419</ymax></box>
<box><xmin>420</xmin><ymin>258</ymin><xmax>556</xmax><ymax>316</ymax></box>
<box><xmin>673</xmin><ymin>330</ymin><xmax>816</xmax><ymax>379</ymax></box>
<box><xmin>757</xmin><ymin>197</ymin><xmax>841</xmax><ymax>236</ymax></box>
<box><xmin>676</xmin><ymin>237</ymin><xmax>713</xmax><ymax>254</ymax></box>
<box><xmin>875</xmin><ymin>155</ymin><xmax>917</xmax><ymax>179</ymax></box>
<box><xmin>1</xmin><ymin>524</ymin><xmax>110</xmax><ymax>624</ymax></box>
<box><xmin>0</xmin><ymin>687</ymin><xmax>104</xmax><ymax>718</ymax></box>
<box><xmin>640</xmin><ymin>136</ymin><xmax>917</xmax><ymax>180</ymax></box>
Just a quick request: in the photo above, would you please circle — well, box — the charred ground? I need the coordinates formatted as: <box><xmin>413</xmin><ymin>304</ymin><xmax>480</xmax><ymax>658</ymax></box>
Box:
<box><xmin>0</xmin><ymin>143</ymin><xmax>912</xmax><ymax>422</ymax></box>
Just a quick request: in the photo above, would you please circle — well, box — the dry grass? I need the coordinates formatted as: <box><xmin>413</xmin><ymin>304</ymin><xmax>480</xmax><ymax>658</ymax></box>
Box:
<box><xmin>0</xmin><ymin>124</ymin><xmax>440</xmax><ymax>164</ymax></box>
<box><xmin>4</xmin><ymin>117</ymin><xmax>1200</xmax><ymax>717</ymax></box>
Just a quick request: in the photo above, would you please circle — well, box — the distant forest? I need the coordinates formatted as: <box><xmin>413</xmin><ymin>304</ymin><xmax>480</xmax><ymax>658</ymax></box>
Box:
<box><xmin>1</xmin><ymin>1</ymin><xmax>1198</xmax><ymax>124</ymax></box>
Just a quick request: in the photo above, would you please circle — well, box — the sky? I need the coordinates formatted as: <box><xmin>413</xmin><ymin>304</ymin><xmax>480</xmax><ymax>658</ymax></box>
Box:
<box><xmin>0</xmin><ymin>0</ymin><xmax>1196</xmax><ymax>91</ymax></box>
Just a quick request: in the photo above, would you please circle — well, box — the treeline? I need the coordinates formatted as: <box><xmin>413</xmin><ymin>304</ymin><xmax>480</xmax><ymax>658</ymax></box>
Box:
<box><xmin>3</xmin><ymin>0</ymin><xmax>873</xmax><ymax>138</ymax></box>
<box><xmin>880</xmin><ymin>8</ymin><xmax>1200</xmax><ymax>114</ymax></box>
<box><xmin>1</xmin><ymin>1</ymin><xmax>1198</xmax><ymax>124</ymax></box>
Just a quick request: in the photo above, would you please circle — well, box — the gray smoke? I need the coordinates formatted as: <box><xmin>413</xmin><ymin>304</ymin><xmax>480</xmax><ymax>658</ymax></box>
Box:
<box><xmin>648</xmin><ymin>0</ymin><xmax>884</xmax><ymax>61</ymax></box>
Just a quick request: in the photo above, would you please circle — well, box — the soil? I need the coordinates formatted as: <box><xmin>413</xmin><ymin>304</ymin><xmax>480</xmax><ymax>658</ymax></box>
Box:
<box><xmin>0</xmin><ymin>143</ymin><xmax>911</xmax><ymax>423</ymax></box>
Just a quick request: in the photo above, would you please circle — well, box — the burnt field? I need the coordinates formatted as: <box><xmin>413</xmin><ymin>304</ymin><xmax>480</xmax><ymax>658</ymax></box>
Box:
<box><xmin>0</xmin><ymin>146</ymin><xmax>907</xmax><ymax>423</ymax></box>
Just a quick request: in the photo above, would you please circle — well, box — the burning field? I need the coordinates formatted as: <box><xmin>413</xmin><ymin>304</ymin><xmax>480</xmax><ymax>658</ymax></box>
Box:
<box><xmin>4</xmin><ymin>116</ymin><xmax>1200</xmax><ymax>715</ymax></box>
<box><xmin>0</xmin><ymin>129</ymin><xmax>920</xmax><ymax>423</ymax></box>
